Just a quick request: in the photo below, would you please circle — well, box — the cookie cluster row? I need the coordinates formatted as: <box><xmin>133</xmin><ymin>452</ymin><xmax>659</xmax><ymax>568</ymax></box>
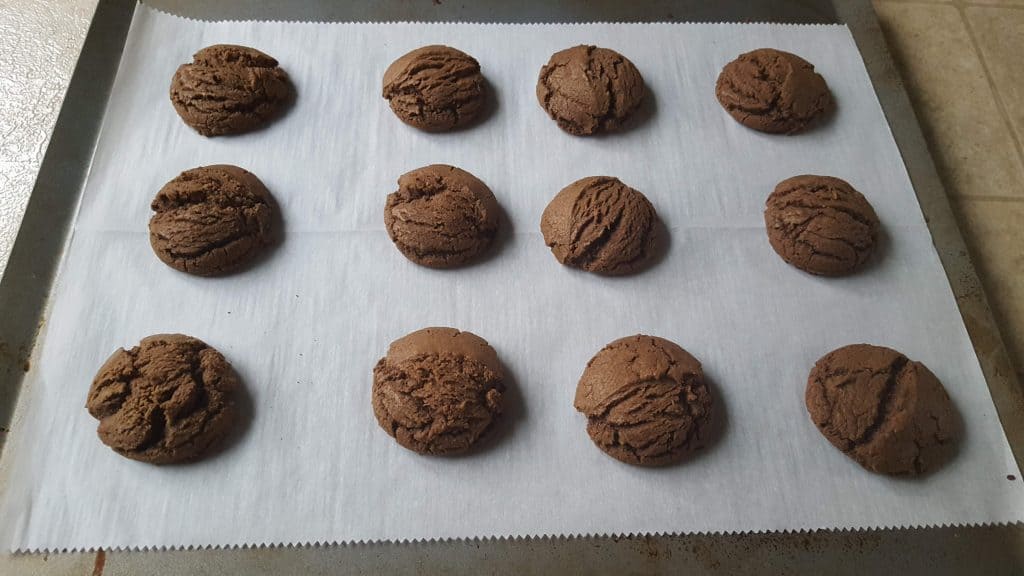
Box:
<box><xmin>169</xmin><ymin>44</ymin><xmax>830</xmax><ymax>137</ymax></box>
<box><xmin>149</xmin><ymin>162</ymin><xmax>879</xmax><ymax>278</ymax></box>
<box><xmin>86</xmin><ymin>329</ymin><xmax>958</xmax><ymax>477</ymax></box>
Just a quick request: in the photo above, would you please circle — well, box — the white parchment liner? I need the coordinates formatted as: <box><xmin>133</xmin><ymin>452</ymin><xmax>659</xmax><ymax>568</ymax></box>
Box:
<box><xmin>1</xmin><ymin>5</ymin><xmax>1021</xmax><ymax>552</ymax></box>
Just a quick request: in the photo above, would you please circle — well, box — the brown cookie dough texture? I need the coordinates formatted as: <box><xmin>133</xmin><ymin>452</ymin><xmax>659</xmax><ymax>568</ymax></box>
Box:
<box><xmin>806</xmin><ymin>344</ymin><xmax>959</xmax><ymax>476</ymax></box>
<box><xmin>382</xmin><ymin>45</ymin><xmax>485</xmax><ymax>132</ymax></box>
<box><xmin>536</xmin><ymin>45</ymin><xmax>645</xmax><ymax>136</ymax></box>
<box><xmin>715</xmin><ymin>48</ymin><xmax>832</xmax><ymax>134</ymax></box>
<box><xmin>384</xmin><ymin>164</ymin><xmax>499</xmax><ymax>268</ymax></box>
<box><xmin>149</xmin><ymin>165</ymin><xmax>276</xmax><ymax>276</ymax></box>
<box><xmin>764</xmin><ymin>175</ymin><xmax>879</xmax><ymax>276</ymax></box>
<box><xmin>86</xmin><ymin>334</ymin><xmax>239</xmax><ymax>464</ymax></box>
<box><xmin>372</xmin><ymin>327</ymin><xmax>505</xmax><ymax>455</ymax></box>
<box><xmin>540</xmin><ymin>176</ymin><xmax>659</xmax><ymax>276</ymax></box>
<box><xmin>575</xmin><ymin>335</ymin><xmax>712</xmax><ymax>466</ymax></box>
<box><xmin>170</xmin><ymin>44</ymin><xmax>293</xmax><ymax>136</ymax></box>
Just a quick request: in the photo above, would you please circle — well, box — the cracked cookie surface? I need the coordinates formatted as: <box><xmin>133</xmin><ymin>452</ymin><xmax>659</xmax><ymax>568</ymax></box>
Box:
<box><xmin>575</xmin><ymin>335</ymin><xmax>711</xmax><ymax>466</ymax></box>
<box><xmin>536</xmin><ymin>45</ymin><xmax>645</xmax><ymax>136</ymax></box>
<box><xmin>764</xmin><ymin>174</ymin><xmax>878</xmax><ymax>276</ymax></box>
<box><xmin>541</xmin><ymin>176</ymin><xmax>659</xmax><ymax>276</ymax></box>
<box><xmin>805</xmin><ymin>344</ymin><xmax>959</xmax><ymax>476</ymax></box>
<box><xmin>384</xmin><ymin>164</ymin><xmax>499</xmax><ymax>269</ymax></box>
<box><xmin>372</xmin><ymin>327</ymin><xmax>505</xmax><ymax>455</ymax></box>
<box><xmin>149</xmin><ymin>164</ymin><xmax>276</xmax><ymax>276</ymax></box>
<box><xmin>170</xmin><ymin>44</ymin><xmax>293</xmax><ymax>136</ymax></box>
<box><xmin>382</xmin><ymin>45</ymin><xmax>485</xmax><ymax>132</ymax></box>
<box><xmin>86</xmin><ymin>334</ymin><xmax>239</xmax><ymax>464</ymax></box>
<box><xmin>715</xmin><ymin>48</ymin><xmax>832</xmax><ymax>134</ymax></box>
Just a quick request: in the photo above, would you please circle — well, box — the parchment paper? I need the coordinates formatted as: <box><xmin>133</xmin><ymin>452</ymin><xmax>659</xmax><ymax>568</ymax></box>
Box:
<box><xmin>2</xmin><ymin>5</ymin><xmax>1022</xmax><ymax>552</ymax></box>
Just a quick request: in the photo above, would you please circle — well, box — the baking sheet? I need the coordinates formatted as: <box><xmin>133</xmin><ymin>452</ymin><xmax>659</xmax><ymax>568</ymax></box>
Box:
<box><xmin>1</xmin><ymin>4</ymin><xmax>1022</xmax><ymax>552</ymax></box>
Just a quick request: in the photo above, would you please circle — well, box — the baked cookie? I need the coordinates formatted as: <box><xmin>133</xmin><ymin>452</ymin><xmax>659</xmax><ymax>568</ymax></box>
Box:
<box><xmin>372</xmin><ymin>327</ymin><xmax>505</xmax><ymax>455</ymax></box>
<box><xmin>170</xmin><ymin>44</ymin><xmax>293</xmax><ymax>136</ymax></box>
<box><xmin>382</xmin><ymin>45</ymin><xmax>485</xmax><ymax>132</ymax></box>
<box><xmin>86</xmin><ymin>334</ymin><xmax>240</xmax><ymax>464</ymax></box>
<box><xmin>575</xmin><ymin>335</ymin><xmax>712</xmax><ymax>466</ymax></box>
<box><xmin>764</xmin><ymin>175</ymin><xmax>879</xmax><ymax>276</ymax></box>
<box><xmin>715</xmin><ymin>48</ymin><xmax>832</xmax><ymax>134</ymax></box>
<box><xmin>540</xmin><ymin>176</ymin><xmax>659</xmax><ymax>275</ymax></box>
<box><xmin>536</xmin><ymin>45</ymin><xmax>645</xmax><ymax>136</ymax></box>
<box><xmin>149</xmin><ymin>165</ymin><xmax>277</xmax><ymax>276</ymax></box>
<box><xmin>806</xmin><ymin>344</ymin><xmax>959</xmax><ymax>475</ymax></box>
<box><xmin>384</xmin><ymin>164</ymin><xmax>500</xmax><ymax>268</ymax></box>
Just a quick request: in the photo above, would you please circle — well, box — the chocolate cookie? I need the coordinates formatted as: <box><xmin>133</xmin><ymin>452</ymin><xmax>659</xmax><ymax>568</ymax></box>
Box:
<box><xmin>540</xmin><ymin>176</ymin><xmax>659</xmax><ymax>275</ymax></box>
<box><xmin>806</xmin><ymin>344</ymin><xmax>958</xmax><ymax>475</ymax></box>
<box><xmin>575</xmin><ymin>335</ymin><xmax>712</xmax><ymax>466</ymax></box>
<box><xmin>382</xmin><ymin>45</ymin><xmax>485</xmax><ymax>132</ymax></box>
<box><xmin>384</xmin><ymin>164</ymin><xmax>500</xmax><ymax>268</ymax></box>
<box><xmin>170</xmin><ymin>44</ymin><xmax>293</xmax><ymax>136</ymax></box>
<box><xmin>86</xmin><ymin>334</ymin><xmax>239</xmax><ymax>464</ymax></box>
<box><xmin>715</xmin><ymin>48</ymin><xmax>832</xmax><ymax>134</ymax></box>
<box><xmin>536</xmin><ymin>45</ymin><xmax>645</xmax><ymax>136</ymax></box>
<box><xmin>372</xmin><ymin>327</ymin><xmax>505</xmax><ymax>455</ymax></box>
<box><xmin>149</xmin><ymin>165</ymin><xmax>277</xmax><ymax>276</ymax></box>
<box><xmin>764</xmin><ymin>175</ymin><xmax>879</xmax><ymax>276</ymax></box>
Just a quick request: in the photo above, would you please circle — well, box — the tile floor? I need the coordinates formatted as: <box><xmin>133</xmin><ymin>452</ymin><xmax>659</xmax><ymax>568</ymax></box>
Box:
<box><xmin>874</xmin><ymin>0</ymin><xmax>1024</xmax><ymax>382</ymax></box>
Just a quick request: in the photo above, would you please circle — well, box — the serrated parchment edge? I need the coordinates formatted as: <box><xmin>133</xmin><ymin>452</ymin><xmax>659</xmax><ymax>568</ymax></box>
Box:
<box><xmin>14</xmin><ymin>520</ymin><xmax>1024</xmax><ymax>554</ymax></box>
<box><xmin>143</xmin><ymin>0</ymin><xmax>846</xmax><ymax>27</ymax></box>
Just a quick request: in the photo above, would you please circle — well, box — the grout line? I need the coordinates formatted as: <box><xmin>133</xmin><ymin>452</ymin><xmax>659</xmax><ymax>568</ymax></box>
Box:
<box><xmin>962</xmin><ymin>2</ymin><xmax>1024</xmax><ymax>10</ymax></box>
<box><xmin>958</xmin><ymin>196</ymin><xmax>1024</xmax><ymax>203</ymax></box>
<box><xmin>954</xmin><ymin>0</ymin><xmax>1024</xmax><ymax>170</ymax></box>
<box><xmin>876</xmin><ymin>0</ymin><xmax>1024</xmax><ymax>7</ymax></box>
<box><xmin>873</xmin><ymin>0</ymin><xmax>955</xmax><ymax>5</ymax></box>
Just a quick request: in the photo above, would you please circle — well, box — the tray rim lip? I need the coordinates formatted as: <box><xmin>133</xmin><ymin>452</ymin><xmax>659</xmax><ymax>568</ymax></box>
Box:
<box><xmin>2</xmin><ymin>0</ymin><xmax>1022</xmax><ymax>559</ymax></box>
<box><xmin>0</xmin><ymin>0</ymin><xmax>136</xmax><ymax>457</ymax></box>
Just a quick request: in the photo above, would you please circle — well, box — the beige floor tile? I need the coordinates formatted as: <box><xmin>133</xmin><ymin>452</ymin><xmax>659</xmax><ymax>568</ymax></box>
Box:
<box><xmin>874</xmin><ymin>2</ymin><xmax>1024</xmax><ymax>199</ymax></box>
<box><xmin>955</xmin><ymin>198</ymin><xmax>1024</xmax><ymax>377</ymax></box>
<box><xmin>966</xmin><ymin>6</ymin><xmax>1024</xmax><ymax>149</ymax></box>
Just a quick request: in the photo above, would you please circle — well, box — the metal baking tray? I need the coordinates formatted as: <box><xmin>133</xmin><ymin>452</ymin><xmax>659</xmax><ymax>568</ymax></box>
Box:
<box><xmin>2</xmin><ymin>1</ymin><xmax>1022</xmax><ymax>573</ymax></box>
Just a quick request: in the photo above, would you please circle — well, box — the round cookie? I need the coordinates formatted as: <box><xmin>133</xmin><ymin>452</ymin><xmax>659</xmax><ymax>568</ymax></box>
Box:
<box><xmin>384</xmin><ymin>164</ymin><xmax>500</xmax><ymax>268</ymax></box>
<box><xmin>575</xmin><ymin>335</ymin><xmax>712</xmax><ymax>466</ymax></box>
<box><xmin>536</xmin><ymin>45</ymin><xmax>645</xmax><ymax>136</ymax></box>
<box><xmin>170</xmin><ymin>44</ymin><xmax>293</xmax><ymax>136</ymax></box>
<box><xmin>805</xmin><ymin>344</ymin><xmax>958</xmax><ymax>476</ymax></box>
<box><xmin>764</xmin><ymin>175</ymin><xmax>879</xmax><ymax>276</ymax></box>
<box><xmin>382</xmin><ymin>45</ymin><xmax>485</xmax><ymax>132</ymax></box>
<box><xmin>540</xmin><ymin>176</ymin><xmax>659</xmax><ymax>275</ymax></box>
<box><xmin>85</xmin><ymin>334</ymin><xmax>240</xmax><ymax>464</ymax></box>
<box><xmin>715</xmin><ymin>48</ymin><xmax>832</xmax><ymax>134</ymax></box>
<box><xmin>149</xmin><ymin>164</ymin><xmax>277</xmax><ymax>276</ymax></box>
<box><xmin>372</xmin><ymin>327</ymin><xmax>505</xmax><ymax>455</ymax></box>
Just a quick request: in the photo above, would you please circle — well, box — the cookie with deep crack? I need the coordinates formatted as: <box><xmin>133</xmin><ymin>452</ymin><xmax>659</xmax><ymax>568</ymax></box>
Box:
<box><xmin>86</xmin><ymin>334</ymin><xmax>240</xmax><ymax>464</ymax></box>
<box><xmin>540</xmin><ymin>176</ymin><xmax>659</xmax><ymax>276</ymax></box>
<box><xmin>536</xmin><ymin>45</ymin><xmax>645</xmax><ymax>136</ymax></box>
<box><xmin>764</xmin><ymin>175</ymin><xmax>879</xmax><ymax>276</ymax></box>
<box><xmin>384</xmin><ymin>164</ymin><xmax>500</xmax><ymax>268</ymax></box>
<box><xmin>372</xmin><ymin>327</ymin><xmax>505</xmax><ymax>455</ymax></box>
<box><xmin>149</xmin><ymin>165</ymin><xmax>276</xmax><ymax>276</ymax></box>
<box><xmin>382</xmin><ymin>45</ymin><xmax>485</xmax><ymax>132</ymax></box>
<box><xmin>715</xmin><ymin>48</ymin><xmax>832</xmax><ymax>134</ymax></box>
<box><xmin>805</xmin><ymin>344</ymin><xmax>959</xmax><ymax>476</ymax></box>
<box><xmin>575</xmin><ymin>335</ymin><xmax>712</xmax><ymax>466</ymax></box>
<box><xmin>170</xmin><ymin>44</ymin><xmax>293</xmax><ymax>136</ymax></box>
